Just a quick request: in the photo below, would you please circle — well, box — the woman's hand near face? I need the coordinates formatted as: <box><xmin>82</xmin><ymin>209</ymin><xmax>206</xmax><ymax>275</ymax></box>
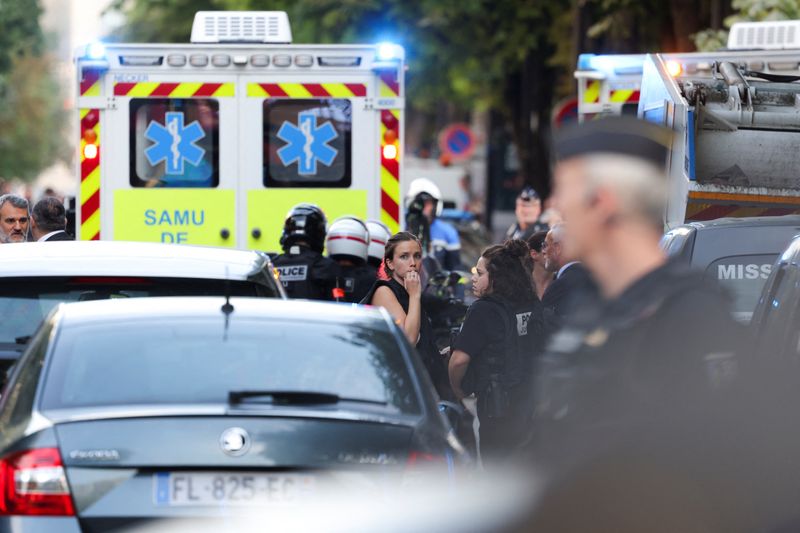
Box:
<box><xmin>404</xmin><ymin>270</ymin><xmax>421</xmax><ymax>298</ymax></box>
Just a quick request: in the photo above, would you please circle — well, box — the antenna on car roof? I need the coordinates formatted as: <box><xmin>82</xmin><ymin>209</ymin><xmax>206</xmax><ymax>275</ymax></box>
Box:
<box><xmin>221</xmin><ymin>266</ymin><xmax>234</xmax><ymax>341</ymax></box>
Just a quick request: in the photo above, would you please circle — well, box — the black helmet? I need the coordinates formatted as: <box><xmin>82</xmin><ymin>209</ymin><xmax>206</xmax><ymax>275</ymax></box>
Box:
<box><xmin>280</xmin><ymin>203</ymin><xmax>327</xmax><ymax>253</ymax></box>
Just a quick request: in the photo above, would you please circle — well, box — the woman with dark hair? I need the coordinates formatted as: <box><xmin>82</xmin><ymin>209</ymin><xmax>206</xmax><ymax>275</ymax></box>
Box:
<box><xmin>362</xmin><ymin>232</ymin><xmax>449</xmax><ymax>398</ymax></box>
<box><xmin>527</xmin><ymin>230</ymin><xmax>554</xmax><ymax>299</ymax></box>
<box><xmin>448</xmin><ymin>239</ymin><xmax>543</xmax><ymax>459</ymax></box>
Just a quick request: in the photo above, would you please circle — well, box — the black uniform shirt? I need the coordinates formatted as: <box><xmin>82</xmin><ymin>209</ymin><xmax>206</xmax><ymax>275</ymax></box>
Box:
<box><xmin>455</xmin><ymin>296</ymin><xmax>543</xmax><ymax>394</ymax></box>
<box><xmin>532</xmin><ymin>259</ymin><xmax>742</xmax><ymax>459</ymax></box>
<box><xmin>273</xmin><ymin>246</ymin><xmax>339</xmax><ymax>301</ymax></box>
<box><xmin>334</xmin><ymin>263</ymin><xmax>377</xmax><ymax>303</ymax></box>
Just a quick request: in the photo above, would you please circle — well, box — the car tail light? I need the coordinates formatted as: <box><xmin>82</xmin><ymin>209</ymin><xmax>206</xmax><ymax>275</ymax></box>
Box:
<box><xmin>0</xmin><ymin>448</ymin><xmax>75</xmax><ymax>516</ymax></box>
<box><xmin>404</xmin><ymin>451</ymin><xmax>454</xmax><ymax>486</ymax></box>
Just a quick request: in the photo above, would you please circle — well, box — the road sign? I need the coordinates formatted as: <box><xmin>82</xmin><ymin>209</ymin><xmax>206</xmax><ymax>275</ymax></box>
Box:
<box><xmin>552</xmin><ymin>97</ymin><xmax>579</xmax><ymax>128</ymax></box>
<box><xmin>439</xmin><ymin>123</ymin><xmax>476</xmax><ymax>162</ymax></box>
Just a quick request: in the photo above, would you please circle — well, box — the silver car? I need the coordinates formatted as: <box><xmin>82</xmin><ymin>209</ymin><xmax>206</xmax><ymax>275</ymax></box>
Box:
<box><xmin>0</xmin><ymin>241</ymin><xmax>285</xmax><ymax>374</ymax></box>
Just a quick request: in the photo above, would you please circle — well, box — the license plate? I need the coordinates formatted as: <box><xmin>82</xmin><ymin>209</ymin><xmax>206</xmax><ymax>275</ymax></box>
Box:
<box><xmin>154</xmin><ymin>472</ymin><xmax>315</xmax><ymax>506</ymax></box>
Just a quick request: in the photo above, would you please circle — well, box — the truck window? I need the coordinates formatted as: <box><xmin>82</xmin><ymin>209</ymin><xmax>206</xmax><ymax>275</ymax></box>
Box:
<box><xmin>263</xmin><ymin>98</ymin><xmax>351</xmax><ymax>188</ymax></box>
<box><xmin>130</xmin><ymin>98</ymin><xmax>219</xmax><ymax>188</ymax></box>
<box><xmin>705</xmin><ymin>254</ymin><xmax>776</xmax><ymax>322</ymax></box>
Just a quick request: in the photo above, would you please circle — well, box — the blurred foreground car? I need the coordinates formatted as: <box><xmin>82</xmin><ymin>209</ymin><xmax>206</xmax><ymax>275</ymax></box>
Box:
<box><xmin>0</xmin><ymin>298</ymin><xmax>463</xmax><ymax>530</ymax></box>
<box><xmin>0</xmin><ymin>241</ymin><xmax>284</xmax><ymax>376</ymax></box>
<box><xmin>662</xmin><ymin>215</ymin><xmax>800</xmax><ymax>322</ymax></box>
<box><xmin>750</xmin><ymin>235</ymin><xmax>800</xmax><ymax>357</ymax></box>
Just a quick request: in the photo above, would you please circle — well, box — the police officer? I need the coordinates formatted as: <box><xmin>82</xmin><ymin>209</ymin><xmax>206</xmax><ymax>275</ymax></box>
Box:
<box><xmin>365</xmin><ymin>219</ymin><xmax>391</xmax><ymax>271</ymax></box>
<box><xmin>326</xmin><ymin>216</ymin><xmax>377</xmax><ymax>303</ymax></box>
<box><xmin>505</xmin><ymin>186</ymin><xmax>549</xmax><ymax>241</ymax></box>
<box><xmin>525</xmin><ymin>117</ymin><xmax>743</xmax><ymax>524</ymax></box>
<box><xmin>449</xmin><ymin>240</ymin><xmax>543</xmax><ymax>460</ymax></box>
<box><xmin>405</xmin><ymin>178</ymin><xmax>462</xmax><ymax>272</ymax></box>
<box><xmin>272</xmin><ymin>203</ymin><xmax>339</xmax><ymax>300</ymax></box>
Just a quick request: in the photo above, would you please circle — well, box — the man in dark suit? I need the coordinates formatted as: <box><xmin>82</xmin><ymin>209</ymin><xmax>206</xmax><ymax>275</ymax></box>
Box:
<box><xmin>541</xmin><ymin>222</ymin><xmax>597</xmax><ymax>332</ymax></box>
<box><xmin>30</xmin><ymin>197</ymin><xmax>73</xmax><ymax>242</ymax></box>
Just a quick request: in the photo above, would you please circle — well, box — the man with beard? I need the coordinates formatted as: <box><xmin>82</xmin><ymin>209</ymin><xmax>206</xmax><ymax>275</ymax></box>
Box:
<box><xmin>0</xmin><ymin>194</ymin><xmax>29</xmax><ymax>243</ymax></box>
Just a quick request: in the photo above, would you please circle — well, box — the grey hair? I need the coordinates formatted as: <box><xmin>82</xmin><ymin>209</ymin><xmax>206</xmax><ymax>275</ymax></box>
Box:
<box><xmin>583</xmin><ymin>153</ymin><xmax>668</xmax><ymax>229</ymax></box>
<box><xmin>549</xmin><ymin>222</ymin><xmax>566</xmax><ymax>243</ymax></box>
<box><xmin>0</xmin><ymin>194</ymin><xmax>29</xmax><ymax>212</ymax></box>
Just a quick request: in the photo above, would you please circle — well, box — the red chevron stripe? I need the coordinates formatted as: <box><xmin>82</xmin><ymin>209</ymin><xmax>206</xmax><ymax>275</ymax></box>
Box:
<box><xmin>381</xmin><ymin>158</ymin><xmax>399</xmax><ymax>180</ymax></box>
<box><xmin>151</xmin><ymin>83</ymin><xmax>180</xmax><ymax>97</ymax></box>
<box><xmin>81</xmin><ymin>156</ymin><xmax>100</xmax><ymax>180</ymax></box>
<box><xmin>80</xmin><ymin>70</ymin><xmax>100</xmax><ymax>96</ymax></box>
<box><xmin>345</xmin><ymin>84</ymin><xmax>367</xmax><ymax>97</ymax></box>
<box><xmin>81</xmin><ymin>190</ymin><xmax>100</xmax><ymax>224</ymax></box>
<box><xmin>193</xmin><ymin>83</ymin><xmax>222</xmax><ymax>97</ymax></box>
<box><xmin>81</xmin><ymin>109</ymin><xmax>99</xmax><ymax>130</ymax></box>
<box><xmin>380</xmin><ymin>110</ymin><xmax>398</xmax><ymax>130</ymax></box>
<box><xmin>304</xmin><ymin>83</ymin><xmax>330</xmax><ymax>97</ymax></box>
<box><xmin>114</xmin><ymin>83</ymin><xmax>136</xmax><ymax>96</ymax></box>
<box><xmin>629</xmin><ymin>90</ymin><xmax>641</xmax><ymax>102</ymax></box>
<box><xmin>380</xmin><ymin>71</ymin><xmax>400</xmax><ymax>96</ymax></box>
<box><xmin>261</xmin><ymin>83</ymin><xmax>288</xmax><ymax>97</ymax></box>
<box><xmin>381</xmin><ymin>190</ymin><xmax>399</xmax><ymax>222</ymax></box>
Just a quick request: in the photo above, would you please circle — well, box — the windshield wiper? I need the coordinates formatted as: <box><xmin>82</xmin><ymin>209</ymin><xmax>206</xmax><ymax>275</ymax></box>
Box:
<box><xmin>14</xmin><ymin>336</ymin><xmax>31</xmax><ymax>345</ymax></box>
<box><xmin>228</xmin><ymin>390</ymin><xmax>387</xmax><ymax>406</ymax></box>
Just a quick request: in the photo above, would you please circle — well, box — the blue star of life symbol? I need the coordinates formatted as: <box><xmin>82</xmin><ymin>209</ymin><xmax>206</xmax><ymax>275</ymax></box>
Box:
<box><xmin>144</xmin><ymin>112</ymin><xmax>206</xmax><ymax>175</ymax></box>
<box><xmin>277</xmin><ymin>112</ymin><xmax>339</xmax><ymax>175</ymax></box>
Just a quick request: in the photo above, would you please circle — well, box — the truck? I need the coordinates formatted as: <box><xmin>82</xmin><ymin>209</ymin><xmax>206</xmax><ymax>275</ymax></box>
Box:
<box><xmin>74</xmin><ymin>11</ymin><xmax>405</xmax><ymax>251</ymax></box>
<box><xmin>575</xmin><ymin>20</ymin><xmax>800</xmax><ymax>227</ymax></box>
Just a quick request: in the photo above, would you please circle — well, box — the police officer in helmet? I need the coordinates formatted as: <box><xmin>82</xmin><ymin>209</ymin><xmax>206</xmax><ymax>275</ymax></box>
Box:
<box><xmin>405</xmin><ymin>178</ymin><xmax>462</xmax><ymax>272</ymax></box>
<box><xmin>273</xmin><ymin>203</ymin><xmax>339</xmax><ymax>300</ymax></box>
<box><xmin>326</xmin><ymin>216</ymin><xmax>377</xmax><ymax>303</ymax></box>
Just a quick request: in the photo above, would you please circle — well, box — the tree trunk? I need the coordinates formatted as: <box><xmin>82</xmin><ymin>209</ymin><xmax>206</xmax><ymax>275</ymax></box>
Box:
<box><xmin>669</xmin><ymin>0</ymin><xmax>702</xmax><ymax>51</ymax></box>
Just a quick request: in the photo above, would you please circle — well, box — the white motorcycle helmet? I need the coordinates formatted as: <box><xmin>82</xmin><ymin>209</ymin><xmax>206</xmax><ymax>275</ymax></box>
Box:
<box><xmin>326</xmin><ymin>216</ymin><xmax>369</xmax><ymax>263</ymax></box>
<box><xmin>405</xmin><ymin>177</ymin><xmax>443</xmax><ymax>217</ymax></box>
<box><xmin>365</xmin><ymin>219</ymin><xmax>391</xmax><ymax>266</ymax></box>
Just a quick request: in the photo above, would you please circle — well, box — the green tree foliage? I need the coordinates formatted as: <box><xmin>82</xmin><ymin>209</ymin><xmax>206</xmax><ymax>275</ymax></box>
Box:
<box><xmin>0</xmin><ymin>54</ymin><xmax>68</xmax><ymax>181</ymax></box>
<box><xmin>0</xmin><ymin>0</ymin><xmax>44</xmax><ymax>77</ymax></box>
<box><xmin>0</xmin><ymin>0</ymin><xmax>67</xmax><ymax>182</ymax></box>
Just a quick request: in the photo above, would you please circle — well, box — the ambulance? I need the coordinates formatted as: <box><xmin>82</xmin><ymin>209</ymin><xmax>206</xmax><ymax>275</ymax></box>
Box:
<box><xmin>75</xmin><ymin>11</ymin><xmax>404</xmax><ymax>251</ymax></box>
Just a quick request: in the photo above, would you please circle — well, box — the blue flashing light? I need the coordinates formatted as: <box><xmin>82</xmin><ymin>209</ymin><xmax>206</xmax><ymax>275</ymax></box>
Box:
<box><xmin>86</xmin><ymin>42</ymin><xmax>106</xmax><ymax>60</ymax></box>
<box><xmin>377</xmin><ymin>42</ymin><xmax>402</xmax><ymax>61</ymax></box>
<box><xmin>577</xmin><ymin>54</ymin><xmax>596</xmax><ymax>70</ymax></box>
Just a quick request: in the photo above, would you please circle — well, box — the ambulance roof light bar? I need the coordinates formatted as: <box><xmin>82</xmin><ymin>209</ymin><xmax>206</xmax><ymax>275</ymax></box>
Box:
<box><xmin>190</xmin><ymin>11</ymin><xmax>293</xmax><ymax>44</ymax></box>
<box><xmin>728</xmin><ymin>20</ymin><xmax>800</xmax><ymax>50</ymax></box>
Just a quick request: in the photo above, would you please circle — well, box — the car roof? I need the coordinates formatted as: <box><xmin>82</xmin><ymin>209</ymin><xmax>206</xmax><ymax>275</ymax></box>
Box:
<box><xmin>684</xmin><ymin>215</ymin><xmax>800</xmax><ymax>230</ymax></box>
<box><xmin>54</xmin><ymin>296</ymin><xmax>390</xmax><ymax>327</ymax></box>
<box><xmin>0</xmin><ymin>241</ymin><xmax>270</xmax><ymax>280</ymax></box>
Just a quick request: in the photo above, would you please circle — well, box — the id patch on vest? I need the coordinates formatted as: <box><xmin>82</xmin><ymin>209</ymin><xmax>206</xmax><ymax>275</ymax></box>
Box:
<box><xmin>277</xmin><ymin>264</ymin><xmax>308</xmax><ymax>282</ymax></box>
<box><xmin>516</xmin><ymin>311</ymin><xmax>532</xmax><ymax>336</ymax></box>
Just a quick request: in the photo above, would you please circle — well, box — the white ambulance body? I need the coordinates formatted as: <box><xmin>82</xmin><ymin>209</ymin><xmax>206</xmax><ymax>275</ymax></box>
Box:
<box><xmin>75</xmin><ymin>11</ymin><xmax>404</xmax><ymax>251</ymax></box>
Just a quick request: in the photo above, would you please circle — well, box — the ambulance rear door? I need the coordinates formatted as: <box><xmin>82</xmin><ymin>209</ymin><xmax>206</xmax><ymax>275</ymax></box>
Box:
<box><xmin>97</xmin><ymin>44</ymin><xmax>239</xmax><ymax>247</ymax></box>
<box><xmin>239</xmin><ymin>45</ymin><xmax>404</xmax><ymax>252</ymax></box>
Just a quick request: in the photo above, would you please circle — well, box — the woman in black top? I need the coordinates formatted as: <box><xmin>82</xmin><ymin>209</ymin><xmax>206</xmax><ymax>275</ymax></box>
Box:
<box><xmin>362</xmin><ymin>232</ymin><xmax>449</xmax><ymax>398</ymax></box>
<box><xmin>449</xmin><ymin>240</ymin><xmax>543</xmax><ymax>459</ymax></box>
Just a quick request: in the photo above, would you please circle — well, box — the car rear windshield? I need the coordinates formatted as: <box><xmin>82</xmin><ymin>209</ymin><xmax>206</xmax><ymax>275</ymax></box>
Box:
<box><xmin>0</xmin><ymin>277</ymin><xmax>268</xmax><ymax>344</ymax></box>
<box><xmin>704</xmin><ymin>254</ymin><xmax>776</xmax><ymax>322</ymax></box>
<box><xmin>41</xmin><ymin>318</ymin><xmax>420</xmax><ymax>415</ymax></box>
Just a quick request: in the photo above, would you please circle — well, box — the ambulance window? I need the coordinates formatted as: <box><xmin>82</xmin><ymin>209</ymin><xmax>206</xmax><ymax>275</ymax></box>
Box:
<box><xmin>129</xmin><ymin>98</ymin><xmax>219</xmax><ymax>188</ymax></box>
<box><xmin>621</xmin><ymin>103</ymin><xmax>638</xmax><ymax>116</ymax></box>
<box><xmin>263</xmin><ymin>99</ymin><xmax>351</xmax><ymax>188</ymax></box>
